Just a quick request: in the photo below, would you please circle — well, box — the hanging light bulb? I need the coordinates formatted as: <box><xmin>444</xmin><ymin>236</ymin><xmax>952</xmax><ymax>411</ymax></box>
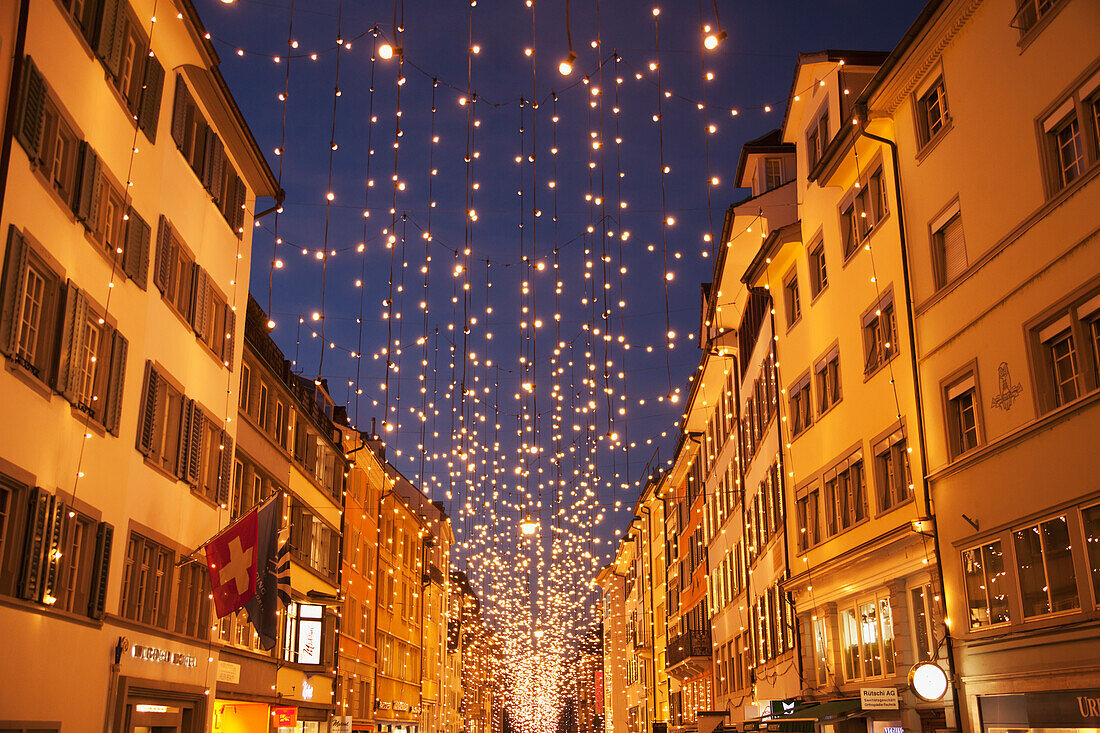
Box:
<box><xmin>558</xmin><ymin>52</ymin><xmax>576</xmax><ymax>76</ymax></box>
<box><xmin>703</xmin><ymin>30</ymin><xmax>727</xmax><ymax>50</ymax></box>
<box><xmin>520</xmin><ymin>512</ymin><xmax>539</xmax><ymax>535</ymax></box>
<box><xmin>378</xmin><ymin>43</ymin><xmax>394</xmax><ymax>60</ymax></box>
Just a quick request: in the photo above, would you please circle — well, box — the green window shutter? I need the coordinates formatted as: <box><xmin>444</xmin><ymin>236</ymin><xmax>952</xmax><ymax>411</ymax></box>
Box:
<box><xmin>87</xmin><ymin>521</ymin><xmax>114</xmax><ymax>619</ymax></box>
<box><xmin>40</xmin><ymin>501</ymin><xmax>67</xmax><ymax>604</ymax></box>
<box><xmin>75</xmin><ymin>142</ymin><xmax>103</xmax><ymax>231</ymax></box>
<box><xmin>175</xmin><ymin>398</ymin><xmax>193</xmax><ymax>480</ymax></box>
<box><xmin>0</xmin><ymin>225</ymin><xmax>29</xmax><ymax>357</ymax></box>
<box><xmin>187</xmin><ymin>406</ymin><xmax>205</xmax><ymax>486</ymax></box>
<box><xmin>138</xmin><ymin>53</ymin><xmax>164</xmax><ymax>142</ymax></box>
<box><xmin>232</xmin><ymin>177</ymin><xmax>247</xmax><ymax>233</ymax></box>
<box><xmin>137</xmin><ymin>361</ymin><xmax>159</xmax><ymax>455</ymax></box>
<box><xmin>104</xmin><ymin>328</ymin><xmax>128</xmax><ymax>436</ymax></box>
<box><xmin>14</xmin><ymin>57</ymin><xmax>47</xmax><ymax>161</ymax></box>
<box><xmin>96</xmin><ymin>0</ymin><xmax>124</xmax><ymax>76</ymax></box>
<box><xmin>154</xmin><ymin>216</ymin><xmax>173</xmax><ymax>294</ymax></box>
<box><xmin>171</xmin><ymin>75</ymin><xmax>189</xmax><ymax>148</ymax></box>
<box><xmin>189</xmin><ymin>265</ymin><xmax>209</xmax><ymax>338</ymax></box>
<box><xmin>221</xmin><ymin>303</ymin><xmax>236</xmax><ymax>368</ymax></box>
<box><xmin>55</xmin><ymin>282</ymin><xmax>89</xmax><ymax>403</ymax></box>
<box><xmin>19</xmin><ymin>487</ymin><xmax>54</xmax><ymax>601</ymax></box>
<box><xmin>123</xmin><ymin>209</ymin><xmax>150</xmax><ymax>288</ymax></box>
<box><xmin>217</xmin><ymin>431</ymin><xmax>233</xmax><ymax>506</ymax></box>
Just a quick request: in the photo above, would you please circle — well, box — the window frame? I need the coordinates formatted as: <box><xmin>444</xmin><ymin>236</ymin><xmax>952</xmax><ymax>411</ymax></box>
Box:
<box><xmin>915</xmin><ymin>75</ymin><xmax>951</xmax><ymax>150</ymax></box>
<box><xmin>1026</xmin><ymin>282</ymin><xmax>1100</xmax><ymax>414</ymax></box>
<box><xmin>929</xmin><ymin>200</ymin><xmax>967</xmax><ymax>291</ymax></box>
<box><xmin>808</xmin><ymin>236</ymin><xmax>828</xmax><ymax>299</ymax></box>
<box><xmin>872</xmin><ymin>426</ymin><xmax>913</xmax><ymax>514</ymax></box>
<box><xmin>861</xmin><ymin>291</ymin><xmax>899</xmax><ymax>378</ymax></box>
<box><xmin>783</xmin><ymin>266</ymin><xmax>801</xmax><ymax>329</ymax></box>
<box><xmin>942</xmin><ymin>365</ymin><xmax>984</xmax><ymax>460</ymax></box>
<box><xmin>814</xmin><ymin>345</ymin><xmax>842</xmax><ymax>416</ymax></box>
<box><xmin>1038</xmin><ymin>66</ymin><xmax>1100</xmax><ymax>198</ymax></box>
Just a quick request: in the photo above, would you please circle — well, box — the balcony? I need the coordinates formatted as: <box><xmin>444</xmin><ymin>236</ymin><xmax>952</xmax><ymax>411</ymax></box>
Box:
<box><xmin>665</xmin><ymin>629</ymin><xmax>711</xmax><ymax>680</ymax></box>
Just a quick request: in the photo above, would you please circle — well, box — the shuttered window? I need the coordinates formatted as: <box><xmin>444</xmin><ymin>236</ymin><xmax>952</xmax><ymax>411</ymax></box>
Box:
<box><xmin>934</xmin><ymin>212</ymin><xmax>966</xmax><ymax>288</ymax></box>
<box><xmin>0</xmin><ymin>480</ymin><xmax>113</xmax><ymax>620</ymax></box>
<box><xmin>1</xmin><ymin>227</ymin><xmax>64</xmax><ymax>383</ymax></box>
<box><xmin>119</xmin><ymin>532</ymin><xmax>173</xmax><ymax>628</ymax></box>
<box><xmin>54</xmin><ymin>286</ymin><xmax>128</xmax><ymax>433</ymax></box>
<box><xmin>170</xmin><ymin>75</ymin><xmax>248</xmax><ymax>235</ymax></box>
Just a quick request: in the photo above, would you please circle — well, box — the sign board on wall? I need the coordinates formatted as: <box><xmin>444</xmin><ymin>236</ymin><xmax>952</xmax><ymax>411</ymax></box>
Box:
<box><xmin>274</xmin><ymin>707</ymin><xmax>298</xmax><ymax>726</ymax></box>
<box><xmin>861</xmin><ymin>688</ymin><xmax>899</xmax><ymax>710</ymax></box>
<box><xmin>331</xmin><ymin>716</ymin><xmax>353</xmax><ymax>733</ymax></box>
<box><xmin>216</xmin><ymin>660</ymin><xmax>241</xmax><ymax>684</ymax></box>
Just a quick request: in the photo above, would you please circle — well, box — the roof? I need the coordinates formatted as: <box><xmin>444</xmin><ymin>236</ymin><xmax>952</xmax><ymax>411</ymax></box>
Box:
<box><xmin>778</xmin><ymin>50</ymin><xmax>890</xmax><ymax>142</ymax></box>
<box><xmin>741</xmin><ymin>221</ymin><xmax>803</xmax><ymax>286</ymax></box>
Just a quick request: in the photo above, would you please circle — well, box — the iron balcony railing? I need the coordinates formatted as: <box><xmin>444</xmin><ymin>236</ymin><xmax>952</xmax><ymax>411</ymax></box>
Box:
<box><xmin>666</xmin><ymin>629</ymin><xmax>711</xmax><ymax>667</ymax></box>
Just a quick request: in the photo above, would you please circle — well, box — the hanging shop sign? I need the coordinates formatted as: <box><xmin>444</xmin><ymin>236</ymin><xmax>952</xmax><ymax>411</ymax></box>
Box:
<box><xmin>274</xmin><ymin>707</ymin><xmax>298</xmax><ymax>726</ymax></box>
<box><xmin>908</xmin><ymin>662</ymin><xmax>949</xmax><ymax>702</ymax></box>
<box><xmin>861</xmin><ymin>688</ymin><xmax>900</xmax><ymax>710</ymax></box>
<box><xmin>331</xmin><ymin>716</ymin><xmax>354</xmax><ymax>733</ymax></box>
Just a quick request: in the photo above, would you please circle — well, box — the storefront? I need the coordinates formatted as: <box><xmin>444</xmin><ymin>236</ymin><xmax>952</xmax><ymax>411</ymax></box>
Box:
<box><xmin>979</xmin><ymin>690</ymin><xmax>1100</xmax><ymax>733</ymax></box>
<box><xmin>213</xmin><ymin>701</ymin><xmax>272</xmax><ymax>733</ymax></box>
<box><xmin>108</xmin><ymin>635</ymin><xmax>212</xmax><ymax>733</ymax></box>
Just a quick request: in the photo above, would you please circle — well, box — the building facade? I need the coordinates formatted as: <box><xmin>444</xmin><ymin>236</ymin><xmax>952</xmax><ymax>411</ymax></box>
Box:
<box><xmin>0</xmin><ymin>0</ymin><xmax>277</xmax><ymax>730</ymax></box>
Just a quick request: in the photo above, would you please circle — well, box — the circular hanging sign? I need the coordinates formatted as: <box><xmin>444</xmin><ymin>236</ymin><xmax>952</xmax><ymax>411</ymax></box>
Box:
<box><xmin>909</xmin><ymin>661</ymin><xmax>949</xmax><ymax>701</ymax></box>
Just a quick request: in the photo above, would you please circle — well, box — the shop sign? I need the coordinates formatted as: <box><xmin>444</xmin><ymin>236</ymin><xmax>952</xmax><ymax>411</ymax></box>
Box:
<box><xmin>274</xmin><ymin>707</ymin><xmax>298</xmax><ymax>726</ymax></box>
<box><xmin>216</xmin><ymin>660</ymin><xmax>241</xmax><ymax>685</ymax></box>
<box><xmin>395</xmin><ymin>702</ymin><xmax>410</xmax><ymax>712</ymax></box>
<box><xmin>1027</xmin><ymin>690</ymin><xmax>1100</xmax><ymax>726</ymax></box>
<box><xmin>861</xmin><ymin>688</ymin><xmax>899</xmax><ymax>710</ymax></box>
<box><xmin>378</xmin><ymin>702</ymin><xmax>394</xmax><ymax>710</ymax></box>
<box><xmin>331</xmin><ymin>716</ymin><xmax>353</xmax><ymax>733</ymax></box>
<box><xmin>410</xmin><ymin>706</ymin><xmax>421</xmax><ymax>715</ymax></box>
<box><xmin>131</xmin><ymin>643</ymin><xmax>197</xmax><ymax>668</ymax></box>
<box><xmin>908</xmin><ymin>662</ymin><xmax>949</xmax><ymax>702</ymax></box>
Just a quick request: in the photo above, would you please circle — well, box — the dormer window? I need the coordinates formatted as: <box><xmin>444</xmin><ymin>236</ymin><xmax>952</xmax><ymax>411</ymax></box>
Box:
<box><xmin>807</xmin><ymin>107</ymin><xmax>829</xmax><ymax>170</ymax></box>
<box><xmin>764</xmin><ymin>158</ymin><xmax>784</xmax><ymax>191</ymax></box>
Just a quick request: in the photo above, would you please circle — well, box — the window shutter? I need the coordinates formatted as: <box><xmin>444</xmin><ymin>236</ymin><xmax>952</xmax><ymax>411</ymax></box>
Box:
<box><xmin>15</xmin><ymin>57</ymin><xmax>47</xmax><ymax>161</ymax></box>
<box><xmin>104</xmin><ymin>328</ymin><xmax>128</xmax><ymax>436</ymax></box>
<box><xmin>176</xmin><ymin>398</ymin><xmax>194</xmax><ymax>479</ymax></box>
<box><xmin>137</xmin><ymin>362</ymin><xmax>159</xmax><ymax>455</ymax></box>
<box><xmin>19</xmin><ymin>487</ymin><xmax>54</xmax><ymax>601</ymax></box>
<box><xmin>123</xmin><ymin>209</ymin><xmax>150</xmax><ymax>288</ymax></box>
<box><xmin>217</xmin><ymin>431</ymin><xmax>233</xmax><ymax>506</ymax></box>
<box><xmin>56</xmin><ymin>283</ymin><xmax>89</xmax><ymax>403</ymax></box>
<box><xmin>328</xmin><ymin>527</ymin><xmax>339</xmax><ymax>577</ymax></box>
<box><xmin>0</xmin><ymin>225</ymin><xmax>29</xmax><ymax>357</ymax></box>
<box><xmin>210</xmin><ymin>137</ymin><xmax>227</xmax><ymax>202</ymax></box>
<box><xmin>190</xmin><ymin>265</ymin><xmax>209</xmax><ymax>338</ymax></box>
<box><xmin>137</xmin><ymin>53</ymin><xmax>164</xmax><ymax>142</ymax></box>
<box><xmin>40</xmin><ymin>501</ymin><xmax>67</xmax><ymax>604</ymax></box>
<box><xmin>202</xmin><ymin>133</ymin><xmax>223</xmax><ymax>191</ymax></box>
<box><xmin>75</xmin><ymin>142</ymin><xmax>104</xmax><ymax>231</ymax></box>
<box><xmin>939</xmin><ymin>214</ymin><xmax>966</xmax><ymax>285</ymax></box>
<box><xmin>171</xmin><ymin>75</ymin><xmax>189</xmax><ymax>148</ymax></box>
<box><xmin>96</xmin><ymin>0</ymin><xmax>124</xmax><ymax>76</ymax></box>
<box><xmin>154</xmin><ymin>216</ymin><xmax>173</xmax><ymax>294</ymax></box>
<box><xmin>222</xmin><ymin>303</ymin><xmax>236</xmax><ymax>368</ymax></box>
<box><xmin>87</xmin><ymin>521</ymin><xmax>114</xmax><ymax>619</ymax></box>
<box><xmin>233</xmin><ymin>177</ymin><xmax>247</xmax><ymax>232</ymax></box>
<box><xmin>187</xmin><ymin>407</ymin><xmax>205</xmax><ymax>486</ymax></box>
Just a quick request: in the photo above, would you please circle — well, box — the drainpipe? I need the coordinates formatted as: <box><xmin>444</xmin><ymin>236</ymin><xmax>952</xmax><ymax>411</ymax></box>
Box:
<box><xmin>855</xmin><ymin>107</ymin><xmax>963</xmax><ymax>733</ymax></box>
<box><xmin>0</xmin><ymin>0</ymin><xmax>29</xmax><ymax>227</ymax></box>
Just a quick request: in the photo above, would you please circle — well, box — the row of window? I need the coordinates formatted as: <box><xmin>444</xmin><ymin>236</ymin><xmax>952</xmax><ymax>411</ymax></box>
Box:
<box><xmin>170</xmin><ymin>76</ymin><xmax>248</xmax><ymax>235</ymax></box>
<box><xmin>963</xmin><ymin>501</ymin><xmax>1100</xmax><ymax>629</ymax></box>
<box><xmin>787</xmin><ymin>297</ymin><xmax>897</xmax><ymax>443</ymax></box>
<box><xmin>119</xmin><ymin>532</ymin><xmax>210</xmax><ymax>639</ymax></box>
<box><xmin>943</xmin><ymin>286</ymin><xmax>1100</xmax><ymax>462</ymax></box>
<box><xmin>377</xmin><ymin>630</ymin><xmax>422</xmax><ymax>682</ymax></box>
<box><xmin>136</xmin><ymin>361</ymin><xmax>233</xmax><ymax>505</ymax></box>
<box><xmin>795</xmin><ymin>433</ymin><xmax>914</xmax><ymax>552</ymax></box>
<box><xmin>15</xmin><ymin>58</ymin><xmax>154</xmax><ymax>291</ymax></box>
<box><xmin>746</xmin><ymin>461</ymin><xmax>784</xmax><ymax>564</ymax></box>
<box><xmin>740</xmin><ymin>354</ymin><xmax>779</xmax><ymax>462</ymax></box>
<box><xmin>288</xmin><ymin>500</ymin><xmax>340</xmax><ymax>581</ymax></box>
<box><xmin>344</xmin><ymin>592</ymin><xmax>374</xmax><ymax>645</ymax></box>
<box><xmin>703</xmin><ymin>461</ymin><xmax>739</xmax><ymax>542</ymax></box>
<box><xmin>1</xmin><ymin>226</ymin><xmax>129</xmax><ymax>434</ymax></box>
<box><xmin>239</xmin><ymin>359</ymin><xmax>344</xmax><ymax>499</ymax></box>
<box><xmin>751</xmin><ymin>582</ymin><xmax>796</xmax><ymax>666</ymax></box>
<box><xmin>707</xmin><ymin>541</ymin><xmax>744</xmax><ymax>618</ymax></box>
<box><xmin>712</xmin><ymin>632</ymin><xmax>752</xmax><ymax>698</ymax></box>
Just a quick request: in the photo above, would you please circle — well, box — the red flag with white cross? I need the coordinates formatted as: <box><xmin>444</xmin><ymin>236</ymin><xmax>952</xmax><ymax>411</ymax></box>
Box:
<box><xmin>204</xmin><ymin>508</ymin><xmax>260</xmax><ymax>618</ymax></box>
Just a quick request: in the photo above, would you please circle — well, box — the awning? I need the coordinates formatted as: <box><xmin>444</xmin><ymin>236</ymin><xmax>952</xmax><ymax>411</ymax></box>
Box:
<box><xmin>742</xmin><ymin>699</ymin><xmax>862</xmax><ymax>732</ymax></box>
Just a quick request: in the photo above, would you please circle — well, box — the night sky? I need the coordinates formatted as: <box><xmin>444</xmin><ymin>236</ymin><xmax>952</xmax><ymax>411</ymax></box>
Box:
<box><xmin>195</xmin><ymin>0</ymin><xmax>925</xmax><ymax>583</ymax></box>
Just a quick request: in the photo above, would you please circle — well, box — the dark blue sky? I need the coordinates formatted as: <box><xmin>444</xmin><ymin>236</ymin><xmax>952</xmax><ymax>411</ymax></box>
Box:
<box><xmin>196</xmin><ymin>0</ymin><xmax>926</xmax><ymax>558</ymax></box>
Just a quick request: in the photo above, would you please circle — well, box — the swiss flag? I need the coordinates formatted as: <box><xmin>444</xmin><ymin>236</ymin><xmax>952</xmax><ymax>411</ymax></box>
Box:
<box><xmin>205</xmin><ymin>508</ymin><xmax>260</xmax><ymax>618</ymax></box>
